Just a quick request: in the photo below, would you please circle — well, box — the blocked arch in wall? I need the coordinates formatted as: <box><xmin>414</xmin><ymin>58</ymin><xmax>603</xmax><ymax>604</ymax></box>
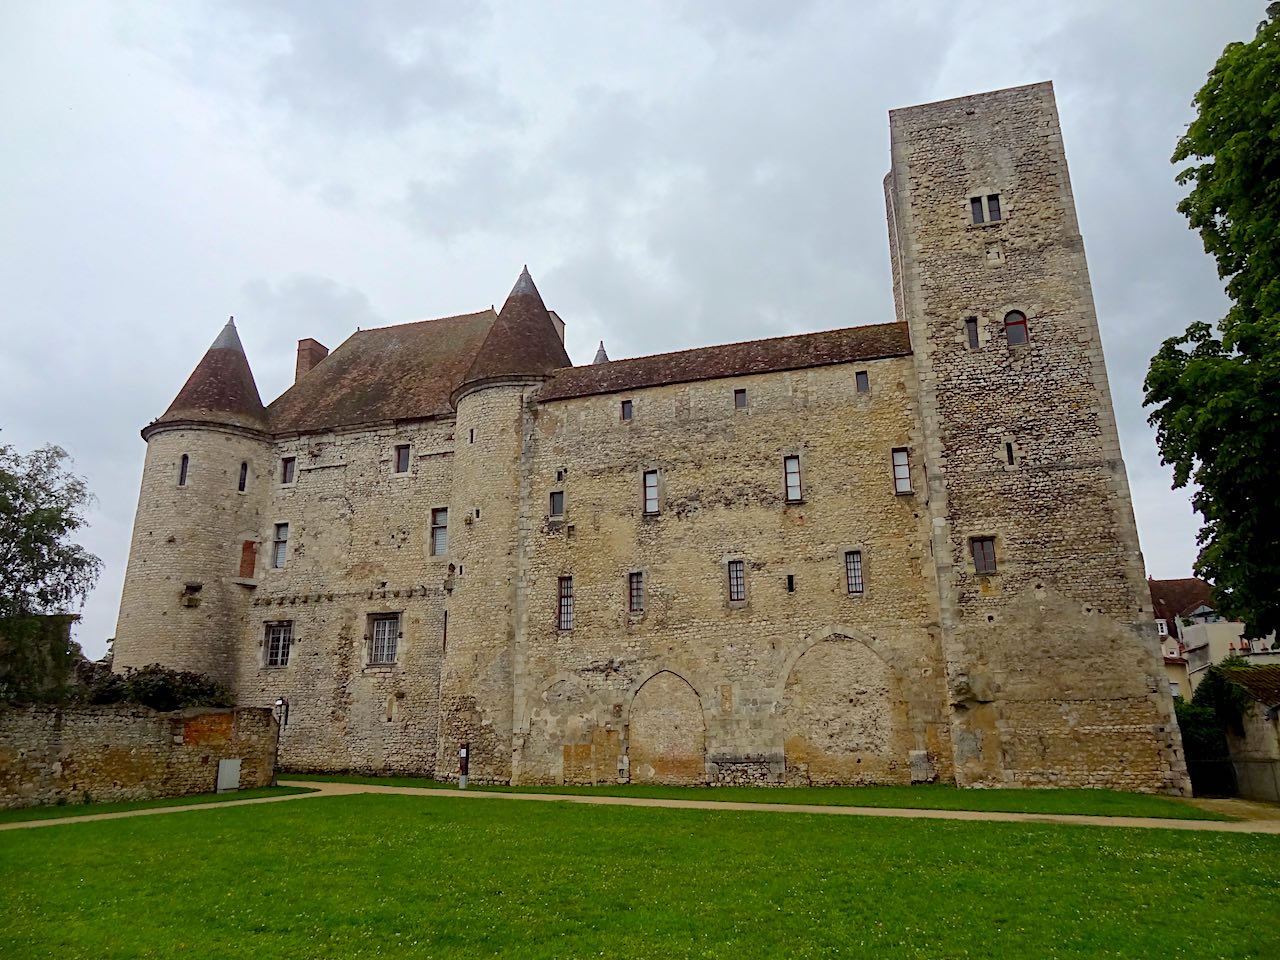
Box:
<box><xmin>627</xmin><ymin>670</ymin><xmax>707</xmax><ymax>785</ymax></box>
<box><xmin>777</xmin><ymin>627</ymin><xmax>912</xmax><ymax>786</ymax></box>
<box><xmin>518</xmin><ymin>674</ymin><xmax>599</xmax><ymax>785</ymax></box>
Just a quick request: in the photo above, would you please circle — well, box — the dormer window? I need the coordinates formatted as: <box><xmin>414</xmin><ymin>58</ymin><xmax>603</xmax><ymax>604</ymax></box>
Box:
<box><xmin>970</xmin><ymin>193</ymin><xmax>1003</xmax><ymax>225</ymax></box>
<box><xmin>1156</xmin><ymin>619</ymin><xmax>1169</xmax><ymax>637</ymax></box>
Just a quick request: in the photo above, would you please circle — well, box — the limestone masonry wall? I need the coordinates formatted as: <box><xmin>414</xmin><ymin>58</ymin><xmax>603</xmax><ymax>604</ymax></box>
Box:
<box><xmin>0</xmin><ymin>705</ymin><xmax>276</xmax><ymax>809</ymax></box>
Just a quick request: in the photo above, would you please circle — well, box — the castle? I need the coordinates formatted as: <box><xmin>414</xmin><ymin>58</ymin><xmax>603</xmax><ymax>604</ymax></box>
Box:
<box><xmin>114</xmin><ymin>82</ymin><xmax>1190</xmax><ymax>793</ymax></box>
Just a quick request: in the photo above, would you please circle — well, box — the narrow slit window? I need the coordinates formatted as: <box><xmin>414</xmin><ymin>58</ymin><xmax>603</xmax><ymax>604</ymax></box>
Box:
<box><xmin>550</xmin><ymin>491</ymin><xmax>565</xmax><ymax>517</ymax></box>
<box><xmin>369</xmin><ymin>614</ymin><xmax>400</xmax><ymax>664</ymax></box>
<box><xmin>281</xmin><ymin>457</ymin><xmax>296</xmax><ymax>484</ymax></box>
<box><xmin>785</xmin><ymin>574</ymin><xmax>796</xmax><ymax>594</ymax></box>
<box><xmin>178</xmin><ymin>454</ymin><xmax>189</xmax><ymax>486</ymax></box>
<box><xmin>972</xmin><ymin>537</ymin><xmax>998</xmax><ymax>575</ymax></box>
<box><xmin>430</xmin><ymin>508</ymin><xmax>448</xmax><ymax>556</ymax></box>
<box><xmin>727</xmin><ymin>560</ymin><xmax>746</xmax><ymax>602</ymax></box>
<box><xmin>1005</xmin><ymin>442</ymin><xmax>1015</xmax><ymax>466</ymax></box>
<box><xmin>892</xmin><ymin>448</ymin><xmax>912</xmax><ymax>494</ymax></box>
<box><xmin>965</xmin><ymin>317</ymin><xmax>980</xmax><ymax>350</ymax></box>
<box><xmin>272</xmin><ymin>523</ymin><xmax>289</xmax><ymax>569</ymax></box>
<box><xmin>469</xmin><ymin>428</ymin><xmax>475</xmax><ymax>444</ymax></box>
<box><xmin>394</xmin><ymin>444</ymin><xmax>410</xmax><ymax>473</ymax></box>
<box><xmin>628</xmin><ymin>571</ymin><xmax>644</xmax><ymax>613</ymax></box>
<box><xmin>844</xmin><ymin>550</ymin><xmax>864</xmax><ymax>595</ymax></box>
<box><xmin>855</xmin><ymin>371</ymin><xmax>870</xmax><ymax>393</ymax></box>
<box><xmin>987</xmin><ymin>194</ymin><xmax>1002</xmax><ymax>221</ymax></box>
<box><xmin>557</xmin><ymin>576</ymin><xmax>574</xmax><ymax>630</ymax></box>
<box><xmin>238</xmin><ymin>461</ymin><xmax>248</xmax><ymax>492</ymax></box>
<box><xmin>970</xmin><ymin>196</ymin><xmax>985</xmax><ymax>224</ymax></box>
<box><xmin>265</xmin><ymin>621</ymin><xmax>292</xmax><ymax>667</ymax></box>
<box><xmin>621</xmin><ymin>399</ymin><xmax>633</xmax><ymax>421</ymax></box>
<box><xmin>1004</xmin><ymin>311</ymin><xmax>1028</xmax><ymax>346</ymax></box>
<box><xmin>734</xmin><ymin>388</ymin><xmax>747</xmax><ymax>409</ymax></box>
<box><xmin>643</xmin><ymin>470</ymin><xmax>659</xmax><ymax>514</ymax></box>
<box><xmin>783</xmin><ymin>455</ymin><xmax>803</xmax><ymax>502</ymax></box>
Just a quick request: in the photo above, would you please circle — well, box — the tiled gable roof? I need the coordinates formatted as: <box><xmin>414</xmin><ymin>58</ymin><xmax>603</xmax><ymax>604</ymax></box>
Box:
<box><xmin>268</xmin><ymin>310</ymin><xmax>496</xmax><ymax>434</ymax></box>
<box><xmin>1221</xmin><ymin>665</ymin><xmax>1280</xmax><ymax>707</ymax></box>
<box><xmin>149</xmin><ymin>319</ymin><xmax>267</xmax><ymax>435</ymax></box>
<box><xmin>538</xmin><ymin>321</ymin><xmax>912</xmax><ymax>403</ymax></box>
<box><xmin>1149</xmin><ymin>578</ymin><xmax>1214</xmax><ymax>623</ymax></box>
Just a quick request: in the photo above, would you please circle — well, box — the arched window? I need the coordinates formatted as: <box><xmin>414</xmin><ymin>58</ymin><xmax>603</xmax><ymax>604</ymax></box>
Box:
<box><xmin>238</xmin><ymin>462</ymin><xmax>248</xmax><ymax>492</ymax></box>
<box><xmin>178</xmin><ymin>454</ymin><xmax>190</xmax><ymax>486</ymax></box>
<box><xmin>1004</xmin><ymin>310</ymin><xmax>1029</xmax><ymax>345</ymax></box>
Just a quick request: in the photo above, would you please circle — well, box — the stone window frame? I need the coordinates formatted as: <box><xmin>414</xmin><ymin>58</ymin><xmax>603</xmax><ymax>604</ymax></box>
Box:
<box><xmin>725</xmin><ymin>557</ymin><xmax>749</xmax><ymax>608</ymax></box>
<box><xmin>366</xmin><ymin>611</ymin><xmax>403</xmax><ymax>667</ymax></box>
<box><xmin>393</xmin><ymin>443</ymin><xmax>412</xmax><ymax>475</ymax></box>
<box><xmin>970</xmin><ymin>536</ymin><xmax>999</xmax><ymax>576</ymax></box>
<box><xmin>627</xmin><ymin>569</ymin><xmax>646</xmax><ymax>617</ymax></box>
<box><xmin>1003</xmin><ymin>309</ymin><xmax>1030</xmax><ymax>346</ymax></box>
<box><xmin>620</xmin><ymin>399</ymin><xmax>634</xmax><ymax>422</ymax></box>
<box><xmin>964</xmin><ymin>316</ymin><xmax>981</xmax><ymax>350</ymax></box>
<box><xmin>783</xmin><ymin>453</ymin><xmax>804</xmax><ymax>503</ymax></box>
<box><xmin>733</xmin><ymin>388</ymin><xmax>748</xmax><ymax>410</ymax></box>
<box><xmin>891</xmin><ymin>447</ymin><xmax>913</xmax><ymax>495</ymax></box>
<box><xmin>556</xmin><ymin>576</ymin><xmax>575</xmax><ymax>631</ymax></box>
<box><xmin>841</xmin><ymin>546</ymin><xmax>867</xmax><ymax>598</ymax></box>
<box><xmin>429</xmin><ymin>507</ymin><xmax>448</xmax><ymax>556</ymax></box>
<box><xmin>641</xmin><ymin>467</ymin><xmax>662</xmax><ymax>516</ymax></box>
<box><xmin>263</xmin><ymin>620</ymin><xmax>293</xmax><ymax>668</ymax></box>
<box><xmin>967</xmin><ymin>188</ymin><xmax>1004</xmax><ymax>227</ymax></box>
<box><xmin>280</xmin><ymin>456</ymin><xmax>297</xmax><ymax>486</ymax></box>
<box><xmin>854</xmin><ymin>370</ymin><xmax>870</xmax><ymax>394</ymax></box>
<box><xmin>177</xmin><ymin>453</ymin><xmax>190</xmax><ymax>487</ymax></box>
<box><xmin>271</xmin><ymin>522</ymin><xmax>289</xmax><ymax>570</ymax></box>
<box><xmin>549</xmin><ymin>490</ymin><xmax>566</xmax><ymax>518</ymax></box>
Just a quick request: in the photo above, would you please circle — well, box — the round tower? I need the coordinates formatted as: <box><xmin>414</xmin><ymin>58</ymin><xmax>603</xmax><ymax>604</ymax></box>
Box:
<box><xmin>114</xmin><ymin>318</ymin><xmax>271</xmax><ymax>686</ymax></box>
<box><xmin>437</xmin><ymin>267</ymin><xmax>572</xmax><ymax>783</ymax></box>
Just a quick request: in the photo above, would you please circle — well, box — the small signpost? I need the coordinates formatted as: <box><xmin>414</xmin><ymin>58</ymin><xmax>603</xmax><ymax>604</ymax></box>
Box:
<box><xmin>459</xmin><ymin>742</ymin><xmax>469</xmax><ymax>789</ymax></box>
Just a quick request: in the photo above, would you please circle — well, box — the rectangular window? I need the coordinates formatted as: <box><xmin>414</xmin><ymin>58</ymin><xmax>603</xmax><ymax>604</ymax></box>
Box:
<box><xmin>727</xmin><ymin>560</ymin><xmax>746</xmax><ymax>602</ymax></box>
<box><xmin>628</xmin><ymin>571</ymin><xmax>644</xmax><ymax>614</ymax></box>
<box><xmin>178</xmin><ymin>454</ymin><xmax>189</xmax><ymax>486</ymax></box>
<box><xmin>965</xmin><ymin>317</ymin><xmax>979</xmax><ymax>350</ymax></box>
<box><xmin>265</xmin><ymin>622</ymin><xmax>292</xmax><ymax>667</ymax></box>
<box><xmin>557</xmin><ymin>576</ymin><xmax>574</xmax><ymax>630</ymax></box>
<box><xmin>855</xmin><ymin>371</ymin><xmax>869</xmax><ymax>393</ymax></box>
<box><xmin>970</xmin><ymin>196</ymin><xmax>985</xmax><ymax>225</ymax></box>
<box><xmin>892</xmin><ymin>448</ymin><xmax>912</xmax><ymax>494</ymax></box>
<box><xmin>621</xmin><ymin>399</ymin><xmax>633</xmax><ymax>421</ymax></box>
<box><xmin>550</xmin><ymin>491</ymin><xmax>565</xmax><ymax>517</ymax></box>
<box><xmin>272</xmin><ymin>523</ymin><xmax>289</xmax><ymax>569</ymax></box>
<box><xmin>430</xmin><ymin>508</ymin><xmax>448</xmax><ymax>556</ymax></box>
<box><xmin>369</xmin><ymin>614</ymin><xmax>400</xmax><ymax>664</ymax></box>
<box><xmin>971</xmin><ymin>537</ymin><xmax>997</xmax><ymax>575</ymax></box>
<box><xmin>643</xmin><ymin>470</ymin><xmax>659</xmax><ymax>514</ymax></box>
<box><xmin>783</xmin><ymin>455</ymin><xmax>803</xmax><ymax>502</ymax></box>
<box><xmin>394</xmin><ymin>444</ymin><xmax>410</xmax><ymax>473</ymax></box>
<box><xmin>987</xmin><ymin>193</ymin><xmax>1002</xmax><ymax>221</ymax></box>
<box><xmin>238</xmin><ymin>461</ymin><xmax>248</xmax><ymax>492</ymax></box>
<box><xmin>786</xmin><ymin>574</ymin><xmax>795</xmax><ymax>593</ymax></box>
<box><xmin>1156</xmin><ymin>619</ymin><xmax>1169</xmax><ymax>637</ymax></box>
<box><xmin>1169</xmin><ymin>680</ymin><xmax>1181</xmax><ymax>699</ymax></box>
<box><xmin>734</xmin><ymin>388</ymin><xmax>747</xmax><ymax>409</ymax></box>
<box><xmin>844</xmin><ymin>550</ymin><xmax>864</xmax><ymax>595</ymax></box>
<box><xmin>281</xmin><ymin>457</ymin><xmax>296</xmax><ymax>484</ymax></box>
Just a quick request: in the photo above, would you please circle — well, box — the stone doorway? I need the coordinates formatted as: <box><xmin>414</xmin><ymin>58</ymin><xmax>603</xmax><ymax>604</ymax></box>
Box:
<box><xmin>628</xmin><ymin>671</ymin><xmax>706</xmax><ymax>785</ymax></box>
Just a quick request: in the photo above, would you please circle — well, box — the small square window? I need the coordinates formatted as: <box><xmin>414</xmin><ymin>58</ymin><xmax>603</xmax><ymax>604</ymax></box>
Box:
<box><xmin>265</xmin><ymin>621</ymin><xmax>292</xmax><ymax>667</ymax></box>
<box><xmin>965</xmin><ymin>317</ymin><xmax>979</xmax><ymax>350</ymax></box>
<box><xmin>844</xmin><ymin>550</ymin><xmax>864</xmax><ymax>595</ymax></box>
<box><xmin>891</xmin><ymin>448</ymin><xmax>912</xmax><ymax>495</ymax></box>
<box><xmin>628</xmin><ymin>571</ymin><xmax>644</xmax><ymax>614</ymax></box>
<box><xmin>855</xmin><ymin>371</ymin><xmax>869</xmax><ymax>393</ymax></box>
<box><xmin>734</xmin><ymin>388</ymin><xmax>747</xmax><ymax>409</ymax></box>
<box><xmin>783</xmin><ymin>455</ymin><xmax>803</xmax><ymax>502</ymax></box>
<box><xmin>550</xmin><ymin>491</ymin><xmax>565</xmax><ymax>517</ymax></box>
<box><xmin>430</xmin><ymin>508</ymin><xmax>448</xmax><ymax>556</ymax></box>
<box><xmin>621</xmin><ymin>400</ymin><xmax>633</xmax><ymax>421</ymax></box>
<box><xmin>272</xmin><ymin>523</ymin><xmax>289</xmax><ymax>569</ymax></box>
<box><xmin>394</xmin><ymin>445</ymin><xmax>410</xmax><ymax>473</ymax></box>
<box><xmin>971</xmin><ymin>537</ymin><xmax>997</xmax><ymax>575</ymax></box>
<box><xmin>281</xmin><ymin>457</ymin><xmax>296</xmax><ymax>484</ymax></box>
<box><xmin>727</xmin><ymin>560</ymin><xmax>746</xmax><ymax>602</ymax></box>
<box><xmin>369</xmin><ymin>614</ymin><xmax>400</xmax><ymax>664</ymax></box>
<box><xmin>643</xmin><ymin>470</ymin><xmax>659</xmax><ymax>514</ymax></box>
<box><xmin>557</xmin><ymin>576</ymin><xmax>574</xmax><ymax>630</ymax></box>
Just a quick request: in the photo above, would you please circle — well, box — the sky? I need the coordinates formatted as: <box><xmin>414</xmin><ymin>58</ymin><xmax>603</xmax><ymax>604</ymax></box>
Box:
<box><xmin>1</xmin><ymin>1</ymin><xmax>1264</xmax><ymax>659</ymax></box>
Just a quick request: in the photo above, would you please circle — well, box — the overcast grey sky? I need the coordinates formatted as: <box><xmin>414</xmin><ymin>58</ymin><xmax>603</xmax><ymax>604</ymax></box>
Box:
<box><xmin>1</xmin><ymin>1</ymin><xmax>1262</xmax><ymax>659</ymax></box>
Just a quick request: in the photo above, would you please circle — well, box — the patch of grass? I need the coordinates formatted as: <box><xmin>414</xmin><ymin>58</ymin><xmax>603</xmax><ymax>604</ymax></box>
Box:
<box><xmin>0</xmin><ymin>794</ymin><xmax>1276</xmax><ymax>959</ymax></box>
<box><xmin>284</xmin><ymin>773</ymin><xmax>1230</xmax><ymax>820</ymax></box>
<box><xmin>0</xmin><ymin>786</ymin><xmax>314</xmax><ymax>824</ymax></box>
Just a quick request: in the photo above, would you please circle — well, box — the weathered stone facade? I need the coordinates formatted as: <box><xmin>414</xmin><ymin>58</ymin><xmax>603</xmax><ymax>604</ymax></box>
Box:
<box><xmin>113</xmin><ymin>82</ymin><xmax>1190</xmax><ymax>793</ymax></box>
<box><xmin>0</xmin><ymin>706</ymin><xmax>276</xmax><ymax>809</ymax></box>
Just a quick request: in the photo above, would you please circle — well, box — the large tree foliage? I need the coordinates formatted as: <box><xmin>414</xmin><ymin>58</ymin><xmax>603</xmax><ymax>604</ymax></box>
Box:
<box><xmin>1145</xmin><ymin>5</ymin><xmax>1280</xmax><ymax>639</ymax></box>
<box><xmin>0</xmin><ymin>440</ymin><xmax>102</xmax><ymax>619</ymax></box>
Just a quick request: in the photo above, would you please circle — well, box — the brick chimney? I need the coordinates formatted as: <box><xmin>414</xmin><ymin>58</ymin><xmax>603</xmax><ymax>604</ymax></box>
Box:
<box><xmin>295</xmin><ymin>338</ymin><xmax>329</xmax><ymax>382</ymax></box>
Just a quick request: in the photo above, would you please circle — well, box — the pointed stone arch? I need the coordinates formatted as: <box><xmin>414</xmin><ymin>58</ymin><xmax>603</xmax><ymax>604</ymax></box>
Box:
<box><xmin>627</xmin><ymin>670</ymin><xmax>707</xmax><ymax>785</ymax></box>
<box><xmin>778</xmin><ymin>627</ymin><xmax>912</xmax><ymax>785</ymax></box>
<box><xmin>519</xmin><ymin>675</ymin><xmax>599</xmax><ymax>785</ymax></box>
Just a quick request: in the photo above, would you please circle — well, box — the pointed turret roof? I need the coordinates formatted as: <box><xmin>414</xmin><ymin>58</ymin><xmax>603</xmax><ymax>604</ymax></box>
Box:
<box><xmin>147</xmin><ymin>317</ymin><xmax>268</xmax><ymax>436</ymax></box>
<box><xmin>593</xmin><ymin>341</ymin><xmax>610</xmax><ymax>364</ymax></box>
<box><xmin>457</xmin><ymin>267</ymin><xmax>571</xmax><ymax>396</ymax></box>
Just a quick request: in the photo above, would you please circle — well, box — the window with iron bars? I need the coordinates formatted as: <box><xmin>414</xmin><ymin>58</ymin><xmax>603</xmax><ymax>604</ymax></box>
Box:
<box><xmin>844</xmin><ymin>550</ymin><xmax>864</xmax><ymax>595</ymax></box>
<box><xmin>628</xmin><ymin>571</ymin><xmax>644</xmax><ymax>614</ymax></box>
<box><xmin>369</xmin><ymin>614</ymin><xmax>400</xmax><ymax>664</ymax></box>
<box><xmin>557</xmin><ymin>576</ymin><xmax>575</xmax><ymax>630</ymax></box>
<box><xmin>265</xmin><ymin>621</ymin><xmax>292</xmax><ymax>667</ymax></box>
<box><xmin>728</xmin><ymin>560</ymin><xmax>746</xmax><ymax>602</ymax></box>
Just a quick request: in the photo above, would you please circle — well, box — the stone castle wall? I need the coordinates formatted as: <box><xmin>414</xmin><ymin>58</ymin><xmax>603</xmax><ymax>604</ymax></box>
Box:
<box><xmin>0</xmin><ymin>705</ymin><xmax>276</xmax><ymax>809</ymax></box>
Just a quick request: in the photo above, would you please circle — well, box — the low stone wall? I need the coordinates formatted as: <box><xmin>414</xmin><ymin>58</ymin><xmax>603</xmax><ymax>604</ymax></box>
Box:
<box><xmin>0</xmin><ymin>705</ymin><xmax>278</xmax><ymax>810</ymax></box>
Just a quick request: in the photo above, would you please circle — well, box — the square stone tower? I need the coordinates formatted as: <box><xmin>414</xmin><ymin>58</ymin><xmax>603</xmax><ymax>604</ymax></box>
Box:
<box><xmin>884</xmin><ymin>82</ymin><xmax>1188</xmax><ymax>792</ymax></box>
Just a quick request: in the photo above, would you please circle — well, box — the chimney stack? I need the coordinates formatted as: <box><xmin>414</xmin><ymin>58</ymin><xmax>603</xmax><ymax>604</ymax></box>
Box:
<box><xmin>295</xmin><ymin>338</ymin><xmax>329</xmax><ymax>382</ymax></box>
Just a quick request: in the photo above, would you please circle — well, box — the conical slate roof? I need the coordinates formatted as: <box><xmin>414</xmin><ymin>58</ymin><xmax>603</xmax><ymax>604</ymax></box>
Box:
<box><xmin>458</xmin><ymin>267</ymin><xmax>571</xmax><ymax>393</ymax></box>
<box><xmin>593</xmin><ymin>341</ymin><xmax>610</xmax><ymax>364</ymax></box>
<box><xmin>148</xmin><ymin>318</ymin><xmax>268</xmax><ymax>435</ymax></box>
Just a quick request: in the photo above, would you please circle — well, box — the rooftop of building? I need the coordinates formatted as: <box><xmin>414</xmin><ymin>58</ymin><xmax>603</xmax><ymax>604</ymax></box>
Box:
<box><xmin>1220</xmin><ymin>664</ymin><xmax>1280</xmax><ymax>708</ymax></box>
<box><xmin>1148</xmin><ymin>577</ymin><xmax>1214</xmax><ymax>624</ymax></box>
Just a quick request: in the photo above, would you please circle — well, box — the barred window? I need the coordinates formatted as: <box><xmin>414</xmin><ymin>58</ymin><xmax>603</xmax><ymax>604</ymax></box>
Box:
<box><xmin>728</xmin><ymin>560</ymin><xmax>746</xmax><ymax>602</ymax></box>
<box><xmin>971</xmin><ymin>537</ymin><xmax>998</xmax><ymax>575</ymax></box>
<box><xmin>784</xmin><ymin>455</ymin><xmax>803</xmax><ymax>502</ymax></box>
<box><xmin>272</xmin><ymin>523</ymin><xmax>289</xmax><ymax>569</ymax></box>
<box><xmin>557</xmin><ymin>576</ymin><xmax>574</xmax><ymax>630</ymax></box>
<box><xmin>178</xmin><ymin>454</ymin><xmax>190</xmax><ymax>486</ymax></box>
<box><xmin>844</xmin><ymin>550</ymin><xmax>864</xmax><ymax>595</ymax></box>
<box><xmin>643</xmin><ymin>470</ymin><xmax>659</xmax><ymax>514</ymax></box>
<box><xmin>430</xmin><ymin>508</ymin><xmax>448</xmax><ymax>556</ymax></box>
<box><xmin>892</xmin><ymin>448</ymin><xmax>912</xmax><ymax>494</ymax></box>
<box><xmin>281</xmin><ymin>457</ymin><xmax>296</xmax><ymax>484</ymax></box>
<box><xmin>265</xmin><ymin>622</ymin><xmax>292</xmax><ymax>667</ymax></box>
<box><xmin>370</xmin><ymin>614</ymin><xmax>400</xmax><ymax>664</ymax></box>
<box><xmin>394</xmin><ymin>444</ymin><xmax>410</xmax><ymax>473</ymax></box>
<box><xmin>628</xmin><ymin>571</ymin><xmax>644</xmax><ymax>614</ymax></box>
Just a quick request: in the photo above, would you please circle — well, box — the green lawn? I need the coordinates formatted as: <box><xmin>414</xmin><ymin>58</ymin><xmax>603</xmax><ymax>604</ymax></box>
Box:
<box><xmin>0</xmin><ymin>786</ymin><xmax>315</xmax><ymax>824</ymax></box>
<box><xmin>0</xmin><ymin>793</ymin><xmax>1275</xmax><ymax>959</ymax></box>
<box><xmin>284</xmin><ymin>772</ymin><xmax>1230</xmax><ymax>820</ymax></box>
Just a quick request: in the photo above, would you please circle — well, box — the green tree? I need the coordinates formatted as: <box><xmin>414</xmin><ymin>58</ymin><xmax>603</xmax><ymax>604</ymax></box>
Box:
<box><xmin>1145</xmin><ymin>5</ymin><xmax>1280</xmax><ymax>639</ymax></box>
